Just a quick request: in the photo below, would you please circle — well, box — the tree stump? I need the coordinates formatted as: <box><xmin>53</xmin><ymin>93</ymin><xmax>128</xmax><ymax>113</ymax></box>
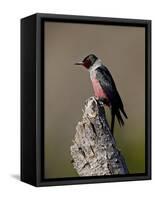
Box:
<box><xmin>70</xmin><ymin>97</ymin><xmax>128</xmax><ymax>176</ymax></box>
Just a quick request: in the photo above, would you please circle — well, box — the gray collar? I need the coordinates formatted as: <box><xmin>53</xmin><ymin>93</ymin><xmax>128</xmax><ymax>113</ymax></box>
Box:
<box><xmin>88</xmin><ymin>59</ymin><xmax>102</xmax><ymax>72</ymax></box>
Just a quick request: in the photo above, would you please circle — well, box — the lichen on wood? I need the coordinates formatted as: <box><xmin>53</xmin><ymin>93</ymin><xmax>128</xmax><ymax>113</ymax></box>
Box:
<box><xmin>70</xmin><ymin>97</ymin><xmax>128</xmax><ymax>176</ymax></box>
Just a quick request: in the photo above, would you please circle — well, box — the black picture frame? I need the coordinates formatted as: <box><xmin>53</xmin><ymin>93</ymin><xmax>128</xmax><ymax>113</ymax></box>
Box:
<box><xmin>21</xmin><ymin>13</ymin><xmax>151</xmax><ymax>187</ymax></box>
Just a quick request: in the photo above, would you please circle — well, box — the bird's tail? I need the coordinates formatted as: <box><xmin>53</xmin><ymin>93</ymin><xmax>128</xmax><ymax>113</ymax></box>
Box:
<box><xmin>116</xmin><ymin>106</ymin><xmax>128</xmax><ymax>127</ymax></box>
<box><xmin>115</xmin><ymin>109</ymin><xmax>124</xmax><ymax>126</ymax></box>
<box><xmin>120</xmin><ymin>107</ymin><xmax>128</xmax><ymax>119</ymax></box>
<box><xmin>111</xmin><ymin>109</ymin><xmax>124</xmax><ymax>135</ymax></box>
<box><xmin>111</xmin><ymin>106</ymin><xmax>127</xmax><ymax>134</ymax></box>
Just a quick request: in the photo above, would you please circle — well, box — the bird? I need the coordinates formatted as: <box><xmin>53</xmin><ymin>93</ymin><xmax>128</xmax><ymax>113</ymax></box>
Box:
<box><xmin>75</xmin><ymin>54</ymin><xmax>127</xmax><ymax>135</ymax></box>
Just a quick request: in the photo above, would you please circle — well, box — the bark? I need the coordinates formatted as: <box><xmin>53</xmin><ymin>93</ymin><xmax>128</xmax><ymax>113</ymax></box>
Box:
<box><xmin>70</xmin><ymin>97</ymin><xmax>128</xmax><ymax>176</ymax></box>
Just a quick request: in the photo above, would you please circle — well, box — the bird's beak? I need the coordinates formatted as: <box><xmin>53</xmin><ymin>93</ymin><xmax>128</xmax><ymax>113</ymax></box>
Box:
<box><xmin>74</xmin><ymin>61</ymin><xmax>83</xmax><ymax>66</ymax></box>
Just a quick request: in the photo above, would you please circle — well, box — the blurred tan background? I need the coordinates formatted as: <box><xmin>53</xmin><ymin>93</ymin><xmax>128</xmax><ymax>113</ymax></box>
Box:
<box><xmin>44</xmin><ymin>22</ymin><xmax>145</xmax><ymax>178</ymax></box>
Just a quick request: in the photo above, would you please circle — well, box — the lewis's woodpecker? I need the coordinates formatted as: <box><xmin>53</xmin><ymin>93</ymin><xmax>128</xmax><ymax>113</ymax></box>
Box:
<box><xmin>75</xmin><ymin>54</ymin><xmax>127</xmax><ymax>135</ymax></box>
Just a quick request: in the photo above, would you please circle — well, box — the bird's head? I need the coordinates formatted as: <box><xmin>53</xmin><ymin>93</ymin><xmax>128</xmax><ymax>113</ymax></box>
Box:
<box><xmin>75</xmin><ymin>54</ymin><xmax>98</xmax><ymax>69</ymax></box>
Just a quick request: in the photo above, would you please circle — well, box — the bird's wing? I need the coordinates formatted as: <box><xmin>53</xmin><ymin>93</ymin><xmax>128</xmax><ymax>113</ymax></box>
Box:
<box><xmin>96</xmin><ymin>66</ymin><xmax>125</xmax><ymax>127</ymax></box>
<box><xmin>96</xmin><ymin>65</ymin><xmax>128</xmax><ymax>119</ymax></box>
<box><xmin>96</xmin><ymin>65</ymin><xmax>117</xmax><ymax>102</ymax></box>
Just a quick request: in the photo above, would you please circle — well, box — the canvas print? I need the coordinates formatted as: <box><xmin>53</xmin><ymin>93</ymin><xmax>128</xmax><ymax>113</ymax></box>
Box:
<box><xmin>44</xmin><ymin>22</ymin><xmax>145</xmax><ymax>179</ymax></box>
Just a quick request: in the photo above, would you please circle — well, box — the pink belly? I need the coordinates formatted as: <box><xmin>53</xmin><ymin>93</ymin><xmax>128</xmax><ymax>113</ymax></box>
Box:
<box><xmin>91</xmin><ymin>78</ymin><xmax>108</xmax><ymax>99</ymax></box>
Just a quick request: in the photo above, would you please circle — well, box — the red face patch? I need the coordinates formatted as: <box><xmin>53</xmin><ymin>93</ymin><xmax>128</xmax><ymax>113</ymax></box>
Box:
<box><xmin>83</xmin><ymin>59</ymin><xmax>92</xmax><ymax>69</ymax></box>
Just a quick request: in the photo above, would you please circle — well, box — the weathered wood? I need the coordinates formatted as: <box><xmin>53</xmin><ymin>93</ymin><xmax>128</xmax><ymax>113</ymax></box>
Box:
<box><xmin>70</xmin><ymin>97</ymin><xmax>128</xmax><ymax>176</ymax></box>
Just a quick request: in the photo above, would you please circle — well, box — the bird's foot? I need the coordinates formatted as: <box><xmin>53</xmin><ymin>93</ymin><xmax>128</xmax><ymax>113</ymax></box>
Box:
<box><xmin>97</xmin><ymin>98</ymin><xmax>109</xmax><ymax>106</ymax></box>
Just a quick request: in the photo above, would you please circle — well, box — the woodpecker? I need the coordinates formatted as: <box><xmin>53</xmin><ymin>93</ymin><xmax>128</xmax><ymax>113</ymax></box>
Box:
<box><xmin>75</xmin><ymin>54</ymin><xmax>127</xmax><ymax>135</ymax></box>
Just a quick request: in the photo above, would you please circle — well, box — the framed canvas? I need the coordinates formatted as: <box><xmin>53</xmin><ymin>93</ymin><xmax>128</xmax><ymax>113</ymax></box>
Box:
<box><xmin>21</xmin><ymin>13</ymin><xmax>151</xmax><ymax>187</ymax></box>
